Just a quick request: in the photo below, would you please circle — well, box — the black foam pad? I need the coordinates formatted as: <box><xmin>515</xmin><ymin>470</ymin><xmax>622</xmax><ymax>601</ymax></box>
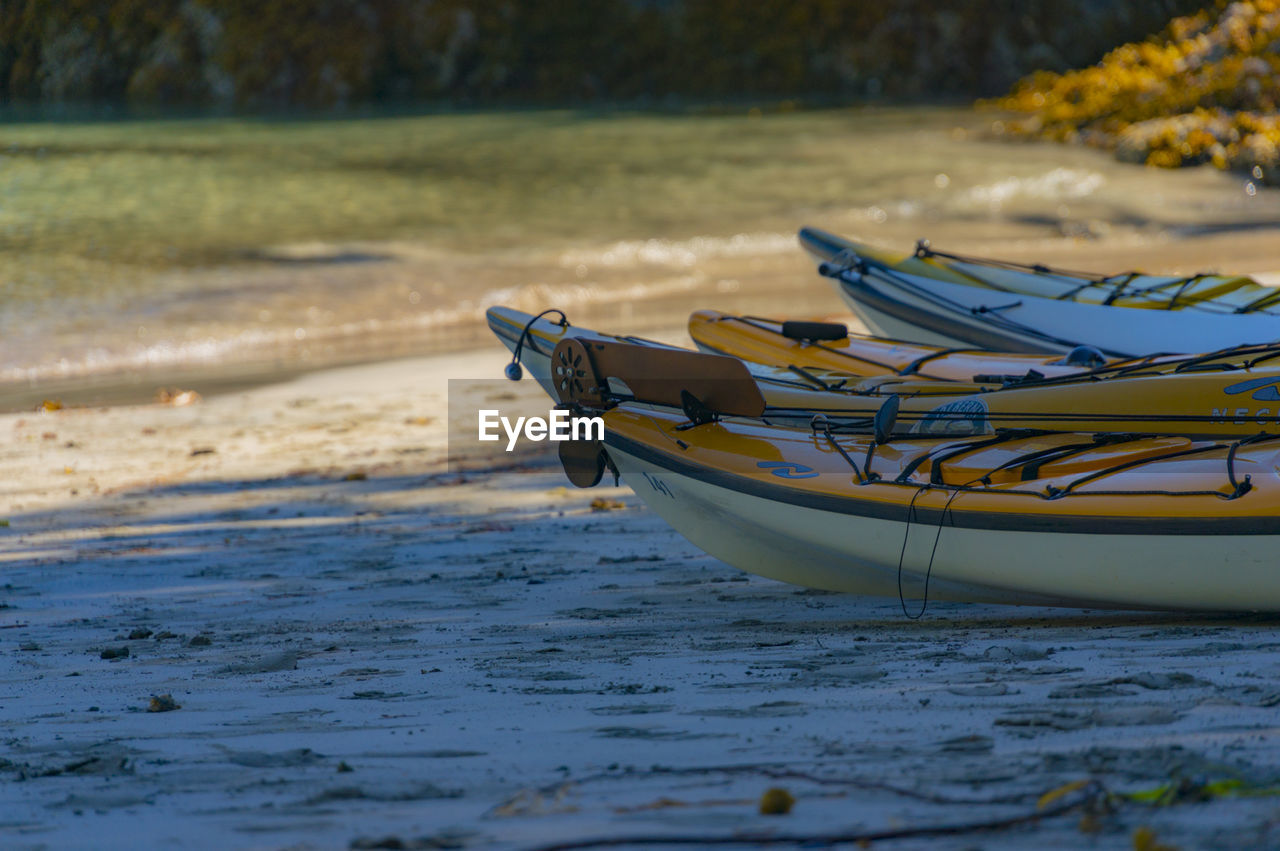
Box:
<box><xmin>781</xmin><ymin>321</ymin><xmax>847</xmax><ymax>342</ymax></box>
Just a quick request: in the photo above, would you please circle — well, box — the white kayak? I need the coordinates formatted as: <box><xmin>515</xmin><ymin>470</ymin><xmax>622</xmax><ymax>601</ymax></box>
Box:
<box><xmin>486</xmin><ymin>305</ymin><xmax>882</xmax><ymax>425</ymax></box>
<box><xmin>799</xmin><ymin>227</ymin><xmax>1280</xmax><ymax>357</ymax></box>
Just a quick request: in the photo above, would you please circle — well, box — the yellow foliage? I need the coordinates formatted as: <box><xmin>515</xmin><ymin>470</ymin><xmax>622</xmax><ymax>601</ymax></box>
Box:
<box><xmin>991</xmin><ymin>0</ymin><xmax>1280</xmax><ymax>184</ymax></box>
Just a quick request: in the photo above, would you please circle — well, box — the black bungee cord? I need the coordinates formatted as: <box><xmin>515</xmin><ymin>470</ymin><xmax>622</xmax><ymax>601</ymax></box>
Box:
<box><xmin>896</xmin><ymin>485</ymin><xmax>962</xmax><ymax>620</ymax></box>
<box><xmin>505</xmin><ymin>308</ymin><xmax>569</xmax><ymax>381</ymax></box>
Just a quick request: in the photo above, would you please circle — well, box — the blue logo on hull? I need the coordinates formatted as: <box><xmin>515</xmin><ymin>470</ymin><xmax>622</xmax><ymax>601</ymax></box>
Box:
<box><xmin>1224</xmin><ymin>377</ymin><xmax>1280</xmax><ymax>401</ymax></box>
<box><xmin>757</xmin><ymin>461</ymin><xmax>818</xmax><ymax>479</ymax></box>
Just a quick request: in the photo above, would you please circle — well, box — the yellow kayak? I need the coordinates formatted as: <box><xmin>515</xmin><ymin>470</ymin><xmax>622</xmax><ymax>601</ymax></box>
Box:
<box><xmin>592</xmin><ymin>402</ymin><xmax>1278</xmax><ymax>611</ymax></box>
<box><xmin>688</xmin><ymin>309</ymin><xmax>1133</xmax><ymax>381</ymax></box>
<box><xmin>690</xmin><ymin>310</ymin><xmax>1280</xmax><ymax>438</ymax></box>
<box><xmin>495</xmin><ymin>331</ymin><xmax>1280</xmax><ymax>611</ymax></box>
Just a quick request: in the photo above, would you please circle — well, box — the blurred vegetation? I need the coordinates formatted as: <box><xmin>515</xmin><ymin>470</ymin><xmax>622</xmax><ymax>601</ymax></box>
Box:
<box><xmin>0</xmin><ymin>0</ymin><xmax>1202</xmax><ymax>108</ymax></box>
<box><xmin>993</xmin><ymin>0</ymin><xmax>1280</xmax><ymax>184</ymax></box>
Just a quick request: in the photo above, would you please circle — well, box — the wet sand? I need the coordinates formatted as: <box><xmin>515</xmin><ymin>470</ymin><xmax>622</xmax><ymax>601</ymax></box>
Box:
<box><xmin>5</xmin><ymin>346</ymin><xmax>1280</xmax><ymax>849</ymax></box>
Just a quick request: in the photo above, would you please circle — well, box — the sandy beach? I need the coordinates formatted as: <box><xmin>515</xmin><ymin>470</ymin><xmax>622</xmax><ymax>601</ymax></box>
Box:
<box><xmin>10</xmin><ymin>3</ymin><xmax>1280</xmax><ymax>846</ymax></box>
<box><xmin>5</xmin><ymin>339</ymin><xmax>1280</xmax><ymax>850</ymax></box>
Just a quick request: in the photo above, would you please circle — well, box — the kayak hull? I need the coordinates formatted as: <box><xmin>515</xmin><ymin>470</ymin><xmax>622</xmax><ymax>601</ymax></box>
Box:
<box><xmin>832</xmin><ymin>266</ymin><xmax>1065</xmax><ymax>352</ymax></box>
<box><xmin>616</xmin><ymin>439</ymin><xmax>1277</xmax><ymax>611</ymax></box>
<box><xmin>605</xmin><ymin>412</ymin><xmax>1280</xmax><ymax>612</ymax></box>
<box><xmin>609</xmin><ymin>443</ymin><xmax>1094</xmax><ymax>607</ymax></box>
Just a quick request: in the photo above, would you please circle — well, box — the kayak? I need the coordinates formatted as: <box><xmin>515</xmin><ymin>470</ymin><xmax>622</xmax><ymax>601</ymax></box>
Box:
<box><xmin>495</xmin><ymin>305</ymin><xmax>1280</xmax><ymax>438</ymax></box>
<box><xmin>688</xmin><ymin>309</ymin><xmax>1280</xmax><ymax>438</ymax></box>
<box><xmin>595</xmin><ymin>403</ymin><xmax>1279</xmax><ymax>611</ymax></box>
<box><xmin>799</xmin><ymin>227</ymin><xmax>1280</xmax><ymax>356</ymax></box>
<box><xmin>687</xmin><ymin>309</ymin><xmax>1121</xmax><ymax>381</ymax></box>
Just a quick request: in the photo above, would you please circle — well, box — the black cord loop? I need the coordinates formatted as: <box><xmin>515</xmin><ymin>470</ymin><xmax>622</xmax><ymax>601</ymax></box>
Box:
<box><xmin>506</xmin><ymin>309</ymin><xmax>569</xmax><ymax>380</ymax></box>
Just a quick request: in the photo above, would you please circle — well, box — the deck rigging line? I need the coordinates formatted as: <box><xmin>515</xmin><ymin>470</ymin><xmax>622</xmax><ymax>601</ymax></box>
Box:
<box><xmin>913</xmin><ymin>241</ymin><xmax>1279</xmax><ymax>315</ymax></box>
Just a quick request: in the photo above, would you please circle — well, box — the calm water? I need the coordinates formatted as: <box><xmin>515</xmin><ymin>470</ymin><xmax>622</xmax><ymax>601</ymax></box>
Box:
<box><xmin>2</xmin><ymin>106</ymin><xmax>1278</xmax><ymax>395</ymax></box>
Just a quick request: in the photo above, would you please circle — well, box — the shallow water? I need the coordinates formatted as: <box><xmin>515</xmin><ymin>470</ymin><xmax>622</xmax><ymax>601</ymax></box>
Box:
<box><xmin>2</xmin><ymin>106</ymin><xmax>1278</xmax><ymax>401</ymax></box>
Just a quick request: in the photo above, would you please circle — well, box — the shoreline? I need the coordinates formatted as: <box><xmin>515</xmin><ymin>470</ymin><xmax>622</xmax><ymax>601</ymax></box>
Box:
<box><xmin>7</xmin><ymin>221</ymin><xmax>1280</xmax><ymax>415</ymax></box>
